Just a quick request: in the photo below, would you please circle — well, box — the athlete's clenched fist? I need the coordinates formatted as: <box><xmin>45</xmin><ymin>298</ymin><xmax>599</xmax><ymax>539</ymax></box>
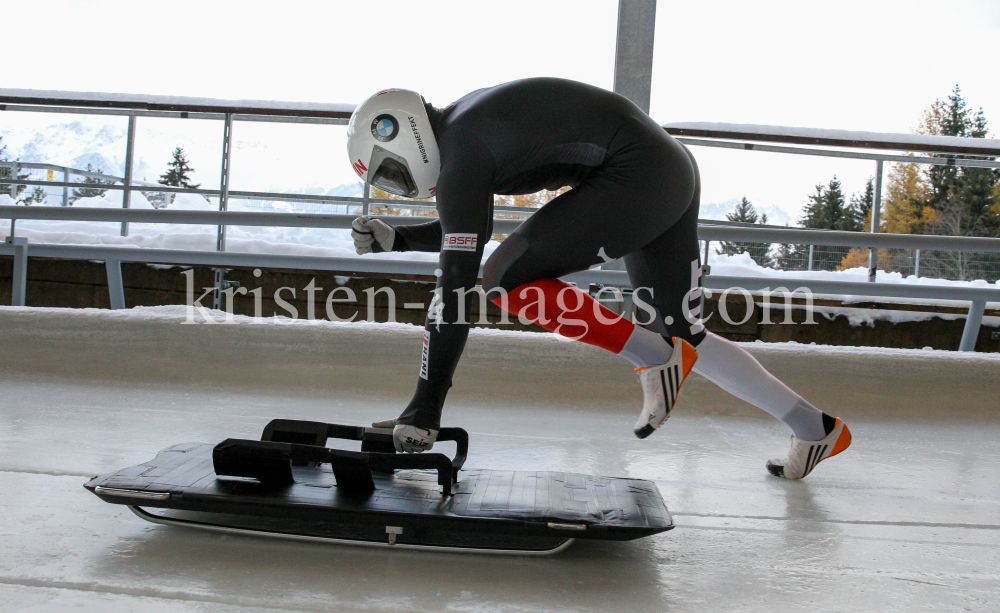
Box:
<box><xmin>351</xmin><ymin>216</ymin><xmax>395</xmax><ymax>254</ymax></box>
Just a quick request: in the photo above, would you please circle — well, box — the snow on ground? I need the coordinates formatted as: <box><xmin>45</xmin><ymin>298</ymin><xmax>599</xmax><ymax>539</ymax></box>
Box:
<box><xmin>1</xmin><ymin>193</ymin><xmax>480</xmax><ymax>262</ymax></box>
<box><xmin>705</xmin><ymin>250</ymin><xmax>1000</xmax><ymax>308</ymax></box>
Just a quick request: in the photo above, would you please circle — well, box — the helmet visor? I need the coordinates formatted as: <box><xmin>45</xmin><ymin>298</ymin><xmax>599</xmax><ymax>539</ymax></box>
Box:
<box><xmin>369</xmin><ymin>146</ymin><xmax>418</xmax><ymax>198</ymax></box>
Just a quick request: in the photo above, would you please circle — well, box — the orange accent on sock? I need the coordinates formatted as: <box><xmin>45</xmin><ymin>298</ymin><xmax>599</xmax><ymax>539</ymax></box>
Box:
<box><xmin>829</xmin><ymin>419</ymin><xmax>852</xmax><ymax>457</ymax></box>
<box><xmin>492</xmin><ymin>279</ymin><xmax>634</xmax><ymax>354</ymax></box>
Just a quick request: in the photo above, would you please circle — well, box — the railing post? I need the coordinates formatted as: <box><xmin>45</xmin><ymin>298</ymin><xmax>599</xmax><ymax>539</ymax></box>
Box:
<box><xmin>121</xmin><ymin>115</ymin><xmax>136</xmax><ymax>237</ymax></box>
<box><xmin>6</xmin><ymin>235</ymin><xmax>28</xmax><ymax>306</ymax></box>
<box><xmin>613</xmin><ymin>0</ymin><xmax>657</xmax><ymax>114</ymax></box>
<box><xmin>703</xmin><ymin>240</ymin><xmax>710</xmax><ymax>267</ymax></box>
<box><xmin>211</xmin><ymin>113</ymin><xmax>235</xmax><ymax>312</ymax></box>
<box><xmin>212</xmin><ymin>268</ymin><xmax>225</xmax><ymax>311</ymax></box>
<box><xmin>9</xmin><ymin>162</ymin><xmax>19</xmax><ymax>198</ymax></box>
<box><xmin>914</xmin><ymin>248</ymin><xmax>920</xmax><ymax>277</ymax></box>
<box><xmin>808</xmin><ymin>244</ymin><xmax>815</xmax><ymax>271</ymax></box>
<box><xmin>599</xmin><ymin>0</ymin><xmax>657</xmax><ymax>274</ymax></box>
<box><xmin>63</xmin><ymin>167</ymin><xmax>70</xmax><ymax>206</ymax></box>
<box><xmin>958</xmin><ymin>299</ymin><xmax>986</xmax><ymax>352</ymax></box>
<box><xmin>105</xmin><ymin>258</ymin><xmax>126</xmax><ymax>310</ymax></box>
<box><xmin>867</xmin><ymin>159</ymin><xmax>883</xmax><ymax>282</ymax></box>
<box><xmin>362</xmin><ymin>181</ymin><xmax>370</xmax><ymax>216</ymax></box>
<box><xmin>217</xmin><ymin>113</ymin><xmax>233</xmax><ymax>252</ymax></box>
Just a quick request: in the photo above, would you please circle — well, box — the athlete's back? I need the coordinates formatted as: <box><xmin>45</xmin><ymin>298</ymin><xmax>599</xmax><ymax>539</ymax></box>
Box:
<box><xmin>430</xmin><ymin>77</ymin><xmax>666</xmax><ymax>195</ymax></box>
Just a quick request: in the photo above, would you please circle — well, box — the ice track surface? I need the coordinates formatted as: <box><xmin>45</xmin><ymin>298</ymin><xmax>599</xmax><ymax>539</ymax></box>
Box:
<box><xmin>1</xmin><ymin>306</ymin><xmax>999</xmax><ymax>613</ymax></box>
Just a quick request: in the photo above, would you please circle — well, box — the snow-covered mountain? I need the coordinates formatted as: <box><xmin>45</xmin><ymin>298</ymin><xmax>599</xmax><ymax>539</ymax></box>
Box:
<box><xmin>700</xmin><ymin>198</ymin><xmax>797</xmax><ymax>226</ymax></box>
<box><xmin>0</xmin><ymin>115</ymin><xmax>364</xmax><ymax>199</ymax></box>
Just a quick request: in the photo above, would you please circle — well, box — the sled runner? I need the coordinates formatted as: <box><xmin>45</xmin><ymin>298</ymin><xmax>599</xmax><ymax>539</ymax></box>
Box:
<box><xmin>85</xmin><ymin>419</ymin><xmax>673</xmax><ymax>555</ymax></box>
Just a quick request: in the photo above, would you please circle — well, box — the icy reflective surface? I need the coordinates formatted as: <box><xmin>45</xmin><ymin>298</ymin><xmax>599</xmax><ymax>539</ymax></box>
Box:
<box><xmin>1</xmin><ymin>307</ymin><xmax>999</xmax><ymax>612</ymax></box>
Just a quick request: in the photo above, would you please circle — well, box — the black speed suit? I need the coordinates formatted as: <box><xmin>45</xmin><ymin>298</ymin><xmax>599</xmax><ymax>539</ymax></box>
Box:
<box><xmin>392</xmin><ymin>78</ymin><xmax>705</xmax><ymax>430</ymax></box>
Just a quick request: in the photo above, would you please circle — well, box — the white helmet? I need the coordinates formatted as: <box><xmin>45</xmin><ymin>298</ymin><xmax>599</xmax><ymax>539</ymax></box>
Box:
<box><xmin>346</xmin><ymin>89</ymin><xmax>441</xmax><ymax>200</ymax></box>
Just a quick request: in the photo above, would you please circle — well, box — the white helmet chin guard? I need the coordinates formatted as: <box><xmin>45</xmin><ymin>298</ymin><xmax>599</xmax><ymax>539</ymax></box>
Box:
<box><xmin>347</xmin><ymin>89</ymin><xmax>441</xmax><ymax>200</ymax></box>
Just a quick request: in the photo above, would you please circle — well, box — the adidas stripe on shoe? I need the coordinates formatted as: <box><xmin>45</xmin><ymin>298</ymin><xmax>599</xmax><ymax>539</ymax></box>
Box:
<box><xmin>633</xmin><ymin>338</ymin><xmax>698</xmax><ymax>439</ymax></box>
<box><xmin>766</xmin><ymin>417</ymin><xmax>852</xmax><ymax>479</ymax></box>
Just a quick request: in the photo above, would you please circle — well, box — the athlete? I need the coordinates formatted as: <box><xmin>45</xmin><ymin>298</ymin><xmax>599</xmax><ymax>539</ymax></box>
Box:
<box><xmin>346</xmin><ymin>78</ymin><xmax>851</xmax><ymax>480</ymax></box>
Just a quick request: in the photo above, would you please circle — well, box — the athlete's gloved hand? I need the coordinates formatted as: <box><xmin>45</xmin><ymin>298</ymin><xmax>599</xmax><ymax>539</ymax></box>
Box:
<box><xmin>394</xmin><ymin>424</ymin><xmax>438</xmax><ymax>453</ymax></box>
<box><xmin>351</xmin><ymin>216</ymin><xmax>395</xmax><ymax>254</ymax></box>
<box><xmin>371</xmin><ymin>418</ymin><xmax>438</xmax><ymax>452</ymax></box>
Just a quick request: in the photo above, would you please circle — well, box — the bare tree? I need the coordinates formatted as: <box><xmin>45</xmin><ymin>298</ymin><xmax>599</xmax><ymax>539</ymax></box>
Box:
<box><xmin>924</xmin><ymin>194</ymin><xmax>990</xmax><ymax>280</ymax></box>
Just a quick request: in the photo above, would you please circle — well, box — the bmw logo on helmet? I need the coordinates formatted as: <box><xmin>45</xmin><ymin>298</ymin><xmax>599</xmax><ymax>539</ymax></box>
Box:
<box><xmin>371</xmin><ymin>114</ymin><xmax>398</xmax><ymax>142</ymax></box>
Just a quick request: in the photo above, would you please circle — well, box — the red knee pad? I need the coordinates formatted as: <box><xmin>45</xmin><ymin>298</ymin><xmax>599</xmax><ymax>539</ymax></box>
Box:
<box><xmin>490</xmin><ymin>279</ymin><xmax>634</xmax><ymax>353</ymax></box>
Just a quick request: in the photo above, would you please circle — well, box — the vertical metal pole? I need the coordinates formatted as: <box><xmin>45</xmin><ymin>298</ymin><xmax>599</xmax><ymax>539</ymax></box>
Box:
<box><xmin>702</xmin><ymin>240</ymin><xmax>710</xmax><ymax>266</ymax></box>
<box><xmin>105</xmin><ymin>259</ymin><xmax>126</xmax><ymax>310</ymax></box>
<box><xmin>6</xmin><ymin>236</ymin><xmax>28</xmax><ymax>306</ymax></box>
<box><xmin>362</xmin><ymin>181</ymin><xmax>371</xmax><ymax>216</ymax></box>
<box><xmin>212</xmin><ymin>114</ymin><xmax>235</xmax><ymax>312</ymax></box>
<box><xmin>914</xmin><ymin>248</ymin><xmax>920</xmax><ymax>278</ymax></box>
<box><xmin>62</xmin><ymin>167</ymin><xmax>69</xmax><ymax>206</ymax></box>
<box><xmin>613</xmin><ymin>0</ymin><xmax>657</xmax><ymax>114</ymax></box>
<box><xmin>121</xmin><ymin>115</ymin><xmax>136</xmax><ymax>237</ymax></box>
<box><xmin>958</xmin><ymin>300</ymin><xmax>986</xmax><ymax>352</ymax></box>
<box><xmin>10</xmin><ymin>162</ymin><xmax>18</xmax><ymax>198</ymax></box>
<box><xmin>867</xmin><ymin>160</ymin><xmax>883</xmax><ymax>283</ymax></box>
<box><xmin>212</xmin><ymin>268</ymin><xmax>225</xmax><ymax>311</ymax></box>
<box><xmin>808</xmin><ymin>244</ymin><xmax>815</xmax><ymax>271</ymax></box>
<box><xmin>602</xmin><ymin>0</ymin><xmax>656</xmax><ymax>274</ymax></box>
<box><xmin>217</xmin><ymin>113</ymin><xmax>233</xmax><ymax>252</ymax></box>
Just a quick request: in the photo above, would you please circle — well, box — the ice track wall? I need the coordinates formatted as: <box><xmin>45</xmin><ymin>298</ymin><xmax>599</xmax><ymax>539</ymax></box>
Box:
<box><xmin>1</xmin><ymin>306</ymin><xmax>997</xmax><ymax>422</ymax></box>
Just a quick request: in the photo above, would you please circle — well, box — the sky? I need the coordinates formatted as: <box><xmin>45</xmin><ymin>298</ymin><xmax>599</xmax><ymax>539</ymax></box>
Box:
<box><xmin>3</xmin><ymin>0</ymin><xmax>999</xmax><ymax>221</ymax></box>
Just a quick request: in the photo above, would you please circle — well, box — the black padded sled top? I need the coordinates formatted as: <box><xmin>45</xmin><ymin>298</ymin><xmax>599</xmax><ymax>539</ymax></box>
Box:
<box><xmin>84</xmin><ymin>420</ymin><xmax>673</xmax><ymax>542</ymax></box>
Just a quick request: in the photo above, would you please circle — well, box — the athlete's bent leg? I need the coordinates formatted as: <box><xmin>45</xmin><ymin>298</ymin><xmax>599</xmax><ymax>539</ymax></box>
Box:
<box><xmin>491</xmin><ymin>279</ymin><xmax>698</xmax><ymax>437</ymax></box>
<box><xmin>622</xmin><ymin>147</ymin><xmax>851</xmax><ymax>475</ymax></box>
<box><xmin>493</xmin><ymin>278</ymin><xmax>671</xmax><ymax>367</ymax></box>
<box><xmin>481</xmin><ymin>143</ymin><xmax>701</xmax><ymax>438</ymax></box>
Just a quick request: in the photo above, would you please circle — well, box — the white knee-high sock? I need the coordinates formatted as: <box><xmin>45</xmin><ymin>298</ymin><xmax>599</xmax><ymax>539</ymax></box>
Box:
<box><xmin>692</xmin><ymin>332</ymin><xmax>828</xmax><ymax>441</ymax></box>
<box><xmin>618</xmin><ymin>325</ymin><xmax>674</xmax><ymax>369</ymax></box>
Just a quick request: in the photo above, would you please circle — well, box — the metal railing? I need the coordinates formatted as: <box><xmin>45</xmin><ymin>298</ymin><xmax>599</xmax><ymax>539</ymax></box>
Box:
<box><xmin>2</xmin><ymin>89</ymin><xmax>1000</xmax><ymax>351</ymax></box>
<box><xmin>3</xmin><ymin>204</ymin><xmax>999</xmax><ymax>351</ymax></box>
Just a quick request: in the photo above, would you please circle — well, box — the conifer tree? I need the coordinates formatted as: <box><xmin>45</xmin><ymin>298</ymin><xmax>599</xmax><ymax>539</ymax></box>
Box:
<box><xmin>0</xmin><ymin>136</ymin><xmax>31</xmax><ymax>203</ymax></box>
<box><xmin>728</xmin><ymin>196</ymin><xmax>759</xmax><ymax>224</ymax></box>
<box><xmin>847</xmin><ymin>177</ymin><xmax>874</xmax><ymax>232</ymax></box>
<box><xmin>70</xmin><ymin>164</ymin><xmax>115</xmax><ymax>203</ymax></box>
<box><xmin>798</xmin><ymin>177</ymin><xmax>852</xmax><ymax>270</ymax></box>
<box><xmin>24</xmin><ymin>186</ymin><xmax>47</xmax><ymax>205</ymax></box>
<box><xmin>800</xmin><ymin>176</ymin><xmax>851</xmax><ymax>231</ymax></box>
<box><xmin>159</xmin><ymin>148</ymin><xmax>200</xmax><ymax>189</ymax></box>
<box><xmin>774</xmin><ymin>242</ymin><xmax>803</xmax><ymax>271</ymax></box>
<box><xmin>716</xmin><ymin>196</ymin><xmax>773</xmax><ymax>267</ymax></box>
<box><xmin>919</xmin><ymin>85</ymin><xmax>998</xmax><ymax>235</ymax></box>
<box><xmin>880</xmin><ymin>163</ymin><xmax>934</xmax><ymax>235</ymax></box>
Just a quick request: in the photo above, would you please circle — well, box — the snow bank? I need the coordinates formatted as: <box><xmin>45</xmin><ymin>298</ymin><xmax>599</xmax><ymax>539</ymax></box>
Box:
<box><xmin>705</xmin><ymin>250</ymin><xmax>1000</xmax><ymax>308</ymax></box>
